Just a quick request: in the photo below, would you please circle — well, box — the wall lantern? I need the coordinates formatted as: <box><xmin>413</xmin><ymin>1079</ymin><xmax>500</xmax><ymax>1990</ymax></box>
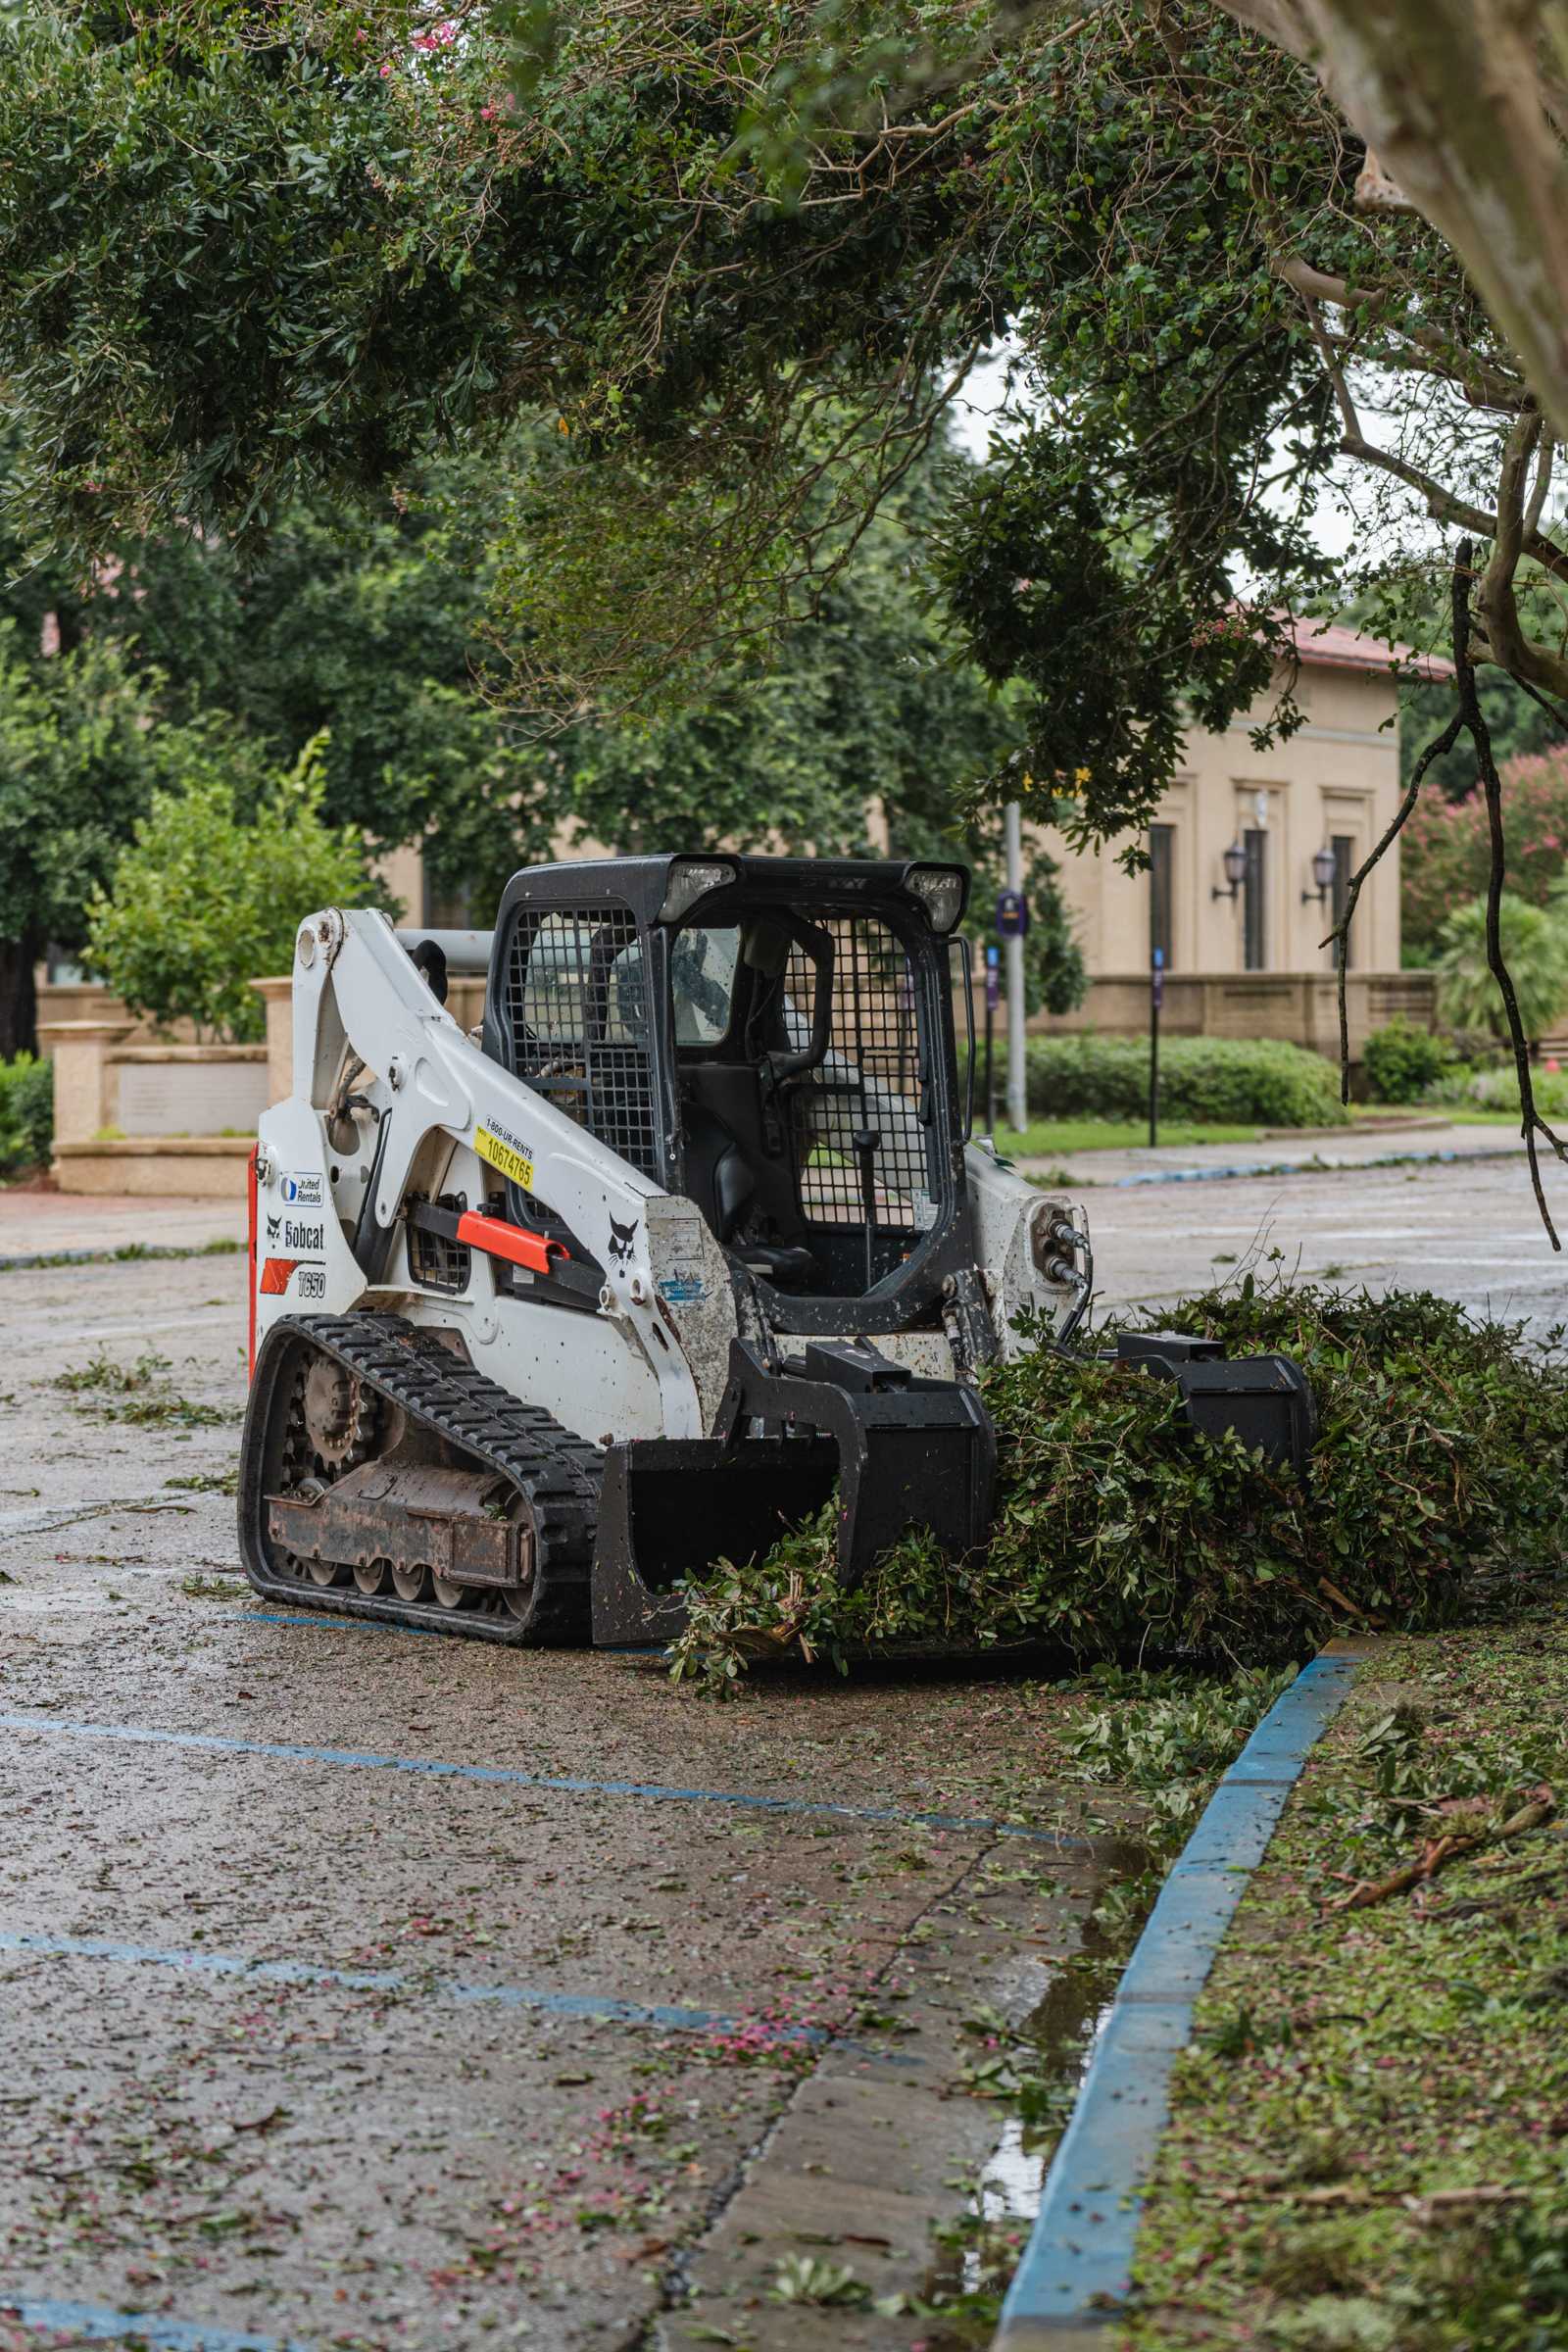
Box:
<box><xmin>1210</xmin><ymin>839</ymin><xmax>1249</xmax><ymax>904</ymax></box>
<box><xmin>1300</xmin><ymin>844</ymin><xmax>1338</xmax><ymax>908</ymax></box>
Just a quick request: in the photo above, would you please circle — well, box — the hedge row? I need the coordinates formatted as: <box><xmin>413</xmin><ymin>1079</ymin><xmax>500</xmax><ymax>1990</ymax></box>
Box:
<box><xmin>1025</xmin><ymin>1033</ymin><xmax>1348</xmax><ymax>1128</ymax></box>
<box><xmin>0</xmin><ymin>1054</ymin><xmax>52</xmax><ymax>1178</ymax></box>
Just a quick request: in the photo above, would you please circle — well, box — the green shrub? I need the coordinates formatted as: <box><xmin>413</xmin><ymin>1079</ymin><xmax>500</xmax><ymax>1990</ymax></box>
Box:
<box><xmin>0</xmin><ymin>1054</ymin><xmax>53</xmax><ymax>1176</ymax></box>
<box><xmin>1436</xmin><ymin>893</ymin><xmax>1568</xmax><ymax>1043</ymax></box>
<box><xmin>1361</xmin><ymin>1014</ymin><xmax>1452</xmax><ymax>1104</ymax></box>
<box><xmin>669</xmin><ymin>1282</ymin><xmax>1568</xmax><ymax>1691</ymax></box>
<box><xmin>84</xmin><ymin>733</ymin><xmax>372</xmax><ymax>1044</ymax></box>
<box><xmin>1425</xmin><ymin>1059</ymin><xmax>1568</xmax><ymax>1117</ymax></box>
<box><xmin>1400</xmin><ymin>748</ymin><xmax>1568</xmax><ymax>957</ymax></box>
<box><xmin>1025</xmin><ymin>1033</ymin><xmax>1347</xmax><ymax>1128</ymax></box>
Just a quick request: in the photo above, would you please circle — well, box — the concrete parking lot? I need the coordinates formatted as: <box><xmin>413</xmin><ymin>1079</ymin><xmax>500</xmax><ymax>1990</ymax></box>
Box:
<box><xmin>1086</xmin><ymin>1139</ymin><xmax>1568</xmax><ymax>1337</ymax></box>
<box><xmin>0</xmin><ymin>1142</ymin><xmax>1560</xmax><ymax>2351</ymax></box>
<box><xmin>0</xmin><ymin>1247</ymin><xmax>1135</xmax><ymax>2352</ymax></box>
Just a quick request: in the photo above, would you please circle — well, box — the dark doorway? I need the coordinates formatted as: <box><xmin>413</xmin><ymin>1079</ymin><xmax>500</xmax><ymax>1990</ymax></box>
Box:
<box><xmin>1243</xmin><ymin>829</ymin><xmax>1267</xmax><ymax>971</ymax></box>
<box><xmin>1150</xmin><ymin>823</ymin><xmax>1174</xmax><ymax>970</ymax></box>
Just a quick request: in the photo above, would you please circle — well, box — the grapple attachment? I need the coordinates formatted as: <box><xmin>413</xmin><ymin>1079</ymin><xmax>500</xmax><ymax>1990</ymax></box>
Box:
<box><xmin>590</xmin><ymin>1338</ymin><xmax>997</xmax><ymax>1645</ymax></box>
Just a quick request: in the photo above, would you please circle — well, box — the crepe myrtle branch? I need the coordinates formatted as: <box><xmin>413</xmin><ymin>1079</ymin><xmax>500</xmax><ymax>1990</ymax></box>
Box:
<box><xmin>1275</xmin><ymin>259</ymin><xmax>1527</xmax><ymax>413</ymax></box>
<box><xmin>1323</xmin><ymin>706</ymin><xmax>1464</xmax><ymax>1102</ymax></box>
<box><xmin>1506</xmin><ymin>667</ymin><xmax>1568</xmax><ymax>738</ymax></box>
<box><xmin>1326</xmin><ymin>543</ymin><xmax>1567</xmax><ymax>1244</ymax></box>
<box><xmin>1455</xmin><ymin>548</ymin><xmax>1568</xmax><ymax>1250</ymax></box>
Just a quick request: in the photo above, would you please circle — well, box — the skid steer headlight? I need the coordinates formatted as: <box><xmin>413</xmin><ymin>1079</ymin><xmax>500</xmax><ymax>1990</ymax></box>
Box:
<box><xmin>659</xmin><ymin>858</ymin><xmax>739</xmax><ymax>924</ymax></box>
<box><xmin>904</xmin><ymin>864</ymin><xmax>967</xmax><ymax>934</ymax></box>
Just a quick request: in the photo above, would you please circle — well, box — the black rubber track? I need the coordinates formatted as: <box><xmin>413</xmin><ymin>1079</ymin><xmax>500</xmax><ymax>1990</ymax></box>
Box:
<box><xmin>238</xmin><ymin>1312</ymin><xmax>603</xmax><ymax>1645</ymax></box>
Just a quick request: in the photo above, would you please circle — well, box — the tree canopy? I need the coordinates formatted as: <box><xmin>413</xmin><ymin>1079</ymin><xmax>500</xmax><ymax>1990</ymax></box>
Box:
<box><xmin>0</xmin><ymin>402</ymin><xmax>1054</xmax><ymax>1049</ymax></box>
<box><xmin>9</xmin><ymin>1</ymin><xmax>1568</xmax><ymax>1197</ymax></box>
<box><xmin>7</xmin><ymin>7</ymin><xmax>1565</xmax><ymax>837</ymax></box>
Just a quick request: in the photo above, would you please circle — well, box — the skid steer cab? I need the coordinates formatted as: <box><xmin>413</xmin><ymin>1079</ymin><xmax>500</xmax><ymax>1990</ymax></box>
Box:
<box><xmin>239</xmin><ymin>855</ymin><xmax>1312</xmax><ymax>1647</ymax></box>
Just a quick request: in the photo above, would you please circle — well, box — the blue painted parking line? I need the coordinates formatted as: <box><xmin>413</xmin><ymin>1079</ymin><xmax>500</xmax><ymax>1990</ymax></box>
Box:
<box><xmin>995</xmin><ymin>1647</ymin><xmax>1370</xmax><ymax>2344</ymax></box>
<box><xmin>0</xmin><ymin>1709</ymin><xmax>1084</xmax><ymax>1849</ymax></box>
<box><xmin>0</xmin><ymin>1929</ymin><xmax>917</xmax><ymax>2066</ymax></box>
<box><xmin>1</xmin><ymin>2294</ymin><xmax>309</xmax><ymax>2350</ymax></box>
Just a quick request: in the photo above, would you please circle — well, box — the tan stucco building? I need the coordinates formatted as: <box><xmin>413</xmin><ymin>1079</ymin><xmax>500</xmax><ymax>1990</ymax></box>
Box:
<box><xmin>1032</xmin><ymin>622</ymin><xmax>1444</xmax><ymax>1055</ymax></box>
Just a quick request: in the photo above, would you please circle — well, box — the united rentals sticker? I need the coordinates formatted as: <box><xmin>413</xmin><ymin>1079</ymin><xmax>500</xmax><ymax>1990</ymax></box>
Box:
<box><xmin>281</xmin><ymin>1171</ymin><xmax>323</xmax><ymax>1207</ymax></box>
<box><xmin>473</xmin><ymin>1121</ymin><xmax>535</xmax><ymax>1192</ymax></box>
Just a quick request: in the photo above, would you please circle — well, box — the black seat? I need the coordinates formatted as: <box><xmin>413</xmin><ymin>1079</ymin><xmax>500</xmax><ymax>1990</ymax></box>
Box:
<box><xmin>680</xmin><ymin>1101</ymin><xmax>817</xmax><ymax>1289</ymax></box>
<box><xmin>682</xmin><ymin>1102</ymin><xmax>755</xmax><ymax>1242</ymax></box>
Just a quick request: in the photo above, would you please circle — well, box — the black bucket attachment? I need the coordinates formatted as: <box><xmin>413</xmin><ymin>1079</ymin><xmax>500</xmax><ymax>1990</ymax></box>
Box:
<box><xmin>590</xmin><ymin>1338</ymin><xmax>996</xmax><ymax>1646</ymax></box>
<box><xmin>1113</xmin><ymin>1330</ymin><xmax>1317</xmax><ymax>1482</ymax></box>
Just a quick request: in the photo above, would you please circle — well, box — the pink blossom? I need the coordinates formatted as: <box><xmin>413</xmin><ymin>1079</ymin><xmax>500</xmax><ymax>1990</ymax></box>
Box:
<box><xmin>379</xmin><ymin>59</ymin><xmax>392</xmax><ymax>75</ymax></box>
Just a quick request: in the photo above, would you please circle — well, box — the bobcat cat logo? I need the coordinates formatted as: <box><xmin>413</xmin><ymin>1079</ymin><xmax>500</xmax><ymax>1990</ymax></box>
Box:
<box><xmin>608</xmin><ymin>1215</ymin><xmax>639</xmax><ymax>1266</ymax></box>
<box><xmin>266</xmin><ymin>1212</ymin><xmax>281</xmax><ymax>1243</ymax></box>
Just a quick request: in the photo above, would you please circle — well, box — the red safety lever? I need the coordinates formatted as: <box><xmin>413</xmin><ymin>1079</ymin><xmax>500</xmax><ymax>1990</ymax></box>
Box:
<box><xmin>456</xmin><ymin>1208</ymin><xmax>565</xmax><ymax>1277</ymax></box>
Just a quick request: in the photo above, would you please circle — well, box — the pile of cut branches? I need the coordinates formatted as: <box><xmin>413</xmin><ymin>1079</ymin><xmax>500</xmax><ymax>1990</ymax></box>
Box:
<box><xmin>669</xmin><ymin>1284</ymin><xmax>1568</xmax><ymax>1694</ymax></box>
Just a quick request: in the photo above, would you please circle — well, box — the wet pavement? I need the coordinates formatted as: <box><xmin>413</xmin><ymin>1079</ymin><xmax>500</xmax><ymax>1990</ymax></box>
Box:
<box><xmin>0</xmin><ymin>1141</ymin><xmax>1560</xmax><ymax>2351</ymax></box>
<box><xmin>0</xmin><ymin>1248</ymin><xmax>1132</xmax><ymax>2352</ymax></box>
<box><xmin>1087</xmin><ymin>1141</ymin><xmax>1568</xmax><ymax>1338</ymax></box>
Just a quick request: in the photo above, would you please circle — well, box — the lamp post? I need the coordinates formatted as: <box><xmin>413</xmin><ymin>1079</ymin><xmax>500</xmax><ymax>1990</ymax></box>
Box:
<box><xmin>1004</xmin><ymin>802</ymin><xmax>1028</xmax><ymax>1134</ymax></box>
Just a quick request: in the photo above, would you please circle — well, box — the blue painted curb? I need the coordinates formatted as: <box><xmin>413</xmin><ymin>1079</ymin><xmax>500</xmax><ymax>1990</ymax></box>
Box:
<box><xmin>1106</xmin><ymin>1145</ymin><xmax>1515</xmax><ymax>1190</ymax></box>
<box><xmin>994</xmin><ymin>1646</ymin><xmax>1369</xmax><ymax>2346</ymax></box>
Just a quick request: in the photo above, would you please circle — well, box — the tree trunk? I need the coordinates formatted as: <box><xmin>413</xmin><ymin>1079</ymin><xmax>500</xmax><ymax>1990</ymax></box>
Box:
<box><xmin>1213</xmin><ymin>1</ymin><xmax>1568</xmax><ymax>445</ymax></box>
<box><xmin>0</xmin><ymin>934</ymin><xmax>41</xmax><ymax>1061</ymax></box>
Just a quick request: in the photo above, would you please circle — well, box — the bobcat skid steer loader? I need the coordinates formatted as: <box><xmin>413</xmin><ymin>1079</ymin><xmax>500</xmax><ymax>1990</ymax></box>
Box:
<box><xmin>239</xmin><ymin>855</ymin><xmax>1312</xmax><ymax>1647</ymax></box>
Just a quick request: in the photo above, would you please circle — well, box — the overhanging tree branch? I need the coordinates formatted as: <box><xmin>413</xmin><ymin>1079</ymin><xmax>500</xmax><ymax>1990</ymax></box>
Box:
<box><xmin>1454</xmin><ymin>535</ymin><xmax>1568</xmax><ymax>1248</ymax></box>
<box><xmin>1219</xmin><ymin>3</ymin><xmax>1568</xmax><ymax>446</ymax></box>
<box><xmin>1324</xmin><ymin>700</ymin><xmax>1464</xmax><ymax>1102</ymax></box>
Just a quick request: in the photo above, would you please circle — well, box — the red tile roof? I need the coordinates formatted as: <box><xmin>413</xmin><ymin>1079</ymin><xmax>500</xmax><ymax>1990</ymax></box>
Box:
<box><xmin>1287</xmin><ymin>617</ymin><xmax>1454</xmax><ymax>680</ymax></box>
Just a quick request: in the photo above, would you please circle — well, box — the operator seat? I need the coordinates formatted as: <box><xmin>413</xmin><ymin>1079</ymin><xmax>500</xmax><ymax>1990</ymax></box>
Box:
<box><xmin>680</xmin><ymin>1101</ymin><xmax>817</xmax><ymax>1289</ymax></box>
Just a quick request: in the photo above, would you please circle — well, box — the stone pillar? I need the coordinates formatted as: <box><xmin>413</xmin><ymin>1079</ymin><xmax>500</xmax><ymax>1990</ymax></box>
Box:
<box><xmin>250</xmin><ymin>978</ymin><xmax>293</xmax><ymax>1104</ymax></box>
<box><xmin>36</xmin><ymin>1021</ymin><xmax>135</xmax><ymax>1146</ymax></box>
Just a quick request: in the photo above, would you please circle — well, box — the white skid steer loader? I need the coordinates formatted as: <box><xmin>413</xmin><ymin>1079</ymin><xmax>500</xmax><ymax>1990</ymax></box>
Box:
<box><xmin>239</xmin><ymin>855</ymin><xmax>1312</xmax><ymax>1646</ymax></box>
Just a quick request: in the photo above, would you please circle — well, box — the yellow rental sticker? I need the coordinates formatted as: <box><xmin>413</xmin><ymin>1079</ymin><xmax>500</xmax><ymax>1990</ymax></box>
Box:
<box><xmin>474</xmin><ymin>1126</ymin><xmax>534</xmax><ymax>1191</ymax></box>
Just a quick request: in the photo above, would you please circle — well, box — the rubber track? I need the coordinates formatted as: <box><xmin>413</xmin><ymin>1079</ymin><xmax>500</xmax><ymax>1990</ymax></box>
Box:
<box><xmin>241</xmin><ymin>1312</ymin><xmax>603</xmax><ymax>1646</ymax></box>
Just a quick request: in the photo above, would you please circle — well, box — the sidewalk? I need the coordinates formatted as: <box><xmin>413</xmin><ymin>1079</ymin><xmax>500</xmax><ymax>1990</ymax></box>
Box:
<box><xmin>1016</xmin><ymin>1118</ymin><xmax>1524</xmax><ymax>1189</ymax></box>
<box><xmin>0</xmin><ymin>1184</ymin><xmax>246</xmax><ymax>1265</ymax></box>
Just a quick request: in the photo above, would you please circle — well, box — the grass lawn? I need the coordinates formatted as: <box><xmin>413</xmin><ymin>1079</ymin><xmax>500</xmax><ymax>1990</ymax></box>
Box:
<box><xmin>1123</xmin><ymin>1576</ymin><xmax>1568</xmax><ymax>2352</ymax></box>
<box><xmin>994</xmin><ymin>1105</ymin><xmax>1524</xmax><ymax>1156</ymax></box>
<box><xmin>991</xmin><ymin>1116</ymin><xmax>1268</xmax><ymax>1155</ymax></box>
<box><xmin>1352</xmin><ymin>1102</ymin><xmax>1525</xmax><ymax>1128</ymax></box>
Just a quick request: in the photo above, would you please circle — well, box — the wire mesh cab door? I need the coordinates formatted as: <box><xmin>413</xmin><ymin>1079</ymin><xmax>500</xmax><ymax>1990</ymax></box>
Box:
<box><xmin>668</xmin><ymin>886</ymin><xmax>968</xmax><ymax>1325</ymax></box>
<box><xmin>487</xmin><ymin>892</ymin><xmax>670</xmax><ymax>1260</ymax></box>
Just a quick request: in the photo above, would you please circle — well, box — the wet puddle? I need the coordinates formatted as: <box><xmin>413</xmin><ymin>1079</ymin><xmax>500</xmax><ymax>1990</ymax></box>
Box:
<box><xmin>922</xmin><ymin>1832</ymin><xmax>1157</xmax><ymax>2327</ymax></box>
